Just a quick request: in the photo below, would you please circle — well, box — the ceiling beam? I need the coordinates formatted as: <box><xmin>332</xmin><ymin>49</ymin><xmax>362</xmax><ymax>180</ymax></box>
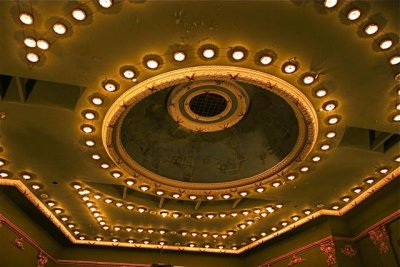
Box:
<box><xmin>371</xmin><ymin>132</ymin><xmax>392</xmax><ymax>151</ymax></box>
<box><xmin>232</xmin><ymin>198</ymin><xmax>242</xmax><ymax>209</ymax></box>
<box><xmin>194</xmin><ymin>201</ymin><xmax>202</xmax><ymax>210</ymax></box>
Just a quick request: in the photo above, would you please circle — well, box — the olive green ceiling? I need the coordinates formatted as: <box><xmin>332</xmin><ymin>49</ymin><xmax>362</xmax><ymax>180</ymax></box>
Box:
<box><xmin>0</xmin><ymin>0</ymin><xmax>399</xmax><ymax>254</ymax></box>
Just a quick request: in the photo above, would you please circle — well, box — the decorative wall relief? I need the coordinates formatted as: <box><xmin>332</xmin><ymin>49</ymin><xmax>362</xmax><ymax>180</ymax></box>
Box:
<box><xmin>340</xmin><ymin>243</ymin><xmax>357</xmax><ymax>257</ymax></box>
<box><xmin>287</xmin><ymin>254</ymin><xmax>305</xmax><ymax>265</ymax></box>
<box><xmin>368</xmin><ymin>225</ymin><xmax>390</xmax><ymax>254</ymax></box>
<box><xmin>12</xmin><ymin>237</ymin><xmax>25</xmax><ymax>250</ymax></box>
<box><xmin>320</xmin><ymin>240</ymin><xmax>336</xmax><ymax>266</ymax></box>
<box><xmin>37</xmin><ymin>251</ymin><xmax>48</xmax><ymax>267</ymax></box>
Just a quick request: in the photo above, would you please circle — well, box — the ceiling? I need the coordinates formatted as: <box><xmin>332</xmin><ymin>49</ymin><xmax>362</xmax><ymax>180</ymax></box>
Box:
<box><xmin>0</xmin><ymin>0</ymin><xmax>399</xmax><ymax>255</ymax></box>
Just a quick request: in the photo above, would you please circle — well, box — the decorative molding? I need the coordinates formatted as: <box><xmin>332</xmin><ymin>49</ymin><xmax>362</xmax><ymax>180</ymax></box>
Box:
<box><xmin>37</xmin><ymin>251</ymin><xmax>48</xmax><ymax>267</ymax></box>
<box><xmin>287</xmin><ymin>254</ymin><xmax>305</xmax><ymax>265</ymax></box>
<box><xmin>340</xmin><ymin>243</ymin><xmax>357</xmax><ymax>257</ymax></box>
<box><xmin>319</xmin><ymin>240</ymin><xmax>336</xmax><ymax>266</ymax></box>
<box><xmin>12</xmin><ymin>236</ymin><xmax>25</xmax><ymax>251</ymax></box>
<box><xmin>368</xmin><ymin>225</ymin><xmax>390</xmax><ymax>254</ymax></box>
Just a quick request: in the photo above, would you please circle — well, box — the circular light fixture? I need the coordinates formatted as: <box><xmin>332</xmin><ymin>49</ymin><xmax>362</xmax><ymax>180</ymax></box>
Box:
<box><xmin>98</xmin><ymin>0</ymin><xmax>113</xmax><ymax>8</ymax></box>
<box><xmin>83</xmin><ymin>111</ymin><xmax>96</xmax><ymax>120</ymax></box>
<box><xmin>396</xmin><ymin>103</ymin><xmax>400</xmax><ymax>110</ymax></box>
<box><xmin>139</xmin><ymin>185</ymin><xmax>150</xmax><ymax>191</ymax></box>
<box><xmin>31</xmin><ymin>184</ymin><xmax>41</xmax><ymax>190</ymax></box>
<box><xmin>24</xmin><ymin>37</ymin><xmax>36</xmax><ymax>48</ymax></box>
<box><xmin>327</xmin><ymin>116</ymin><xmax>339</xmax><ymax>125</ymax></box>
<box><xmin>72</xmin><ymin>9</ymin><xmax>86</xmax><ymax>21</ymax></box>
<box><xmin>137</xmin><ymin>207</ymin><xmax>146</xmax><ymax>213</ymax></box>
<box><xmin>292</xmin><ymin>216</ymin><xmax>300</xmax><ymax>221</ymax></box>
<box><xmin>395</xmin><ymin>156</ymin><xmax>400</xmax><ymax>162</ymax></box>
<box><xmin>231</xmin><ymin>48</ymin><xmax>246</xmax><ymax>61</ymax></box>
<box><xmin>256</xmin><ymin>187</ymin><xmax>265</xmax><ymax>193</ymax></box>
<box><xmin>282</xmin><ymin>60</ymin><xmax>299</xmax><ymax>74</ymax></box>
<box><xmin>19</xmin><ymin>13</ymin><xmax>34</xmax><ymax>25</ymax></box>
<box><xmin>101</xmin><ymin>163</ymin><xmax>109</xmax><ymax>169</ymax></box>
<box><xmin>189</xmin><ymin>195</ymin><xmax>197</xmax><ymax>200</ymax></box>
<box><xmin>81</xmin><ymin>125</ymin><xmax>94</xmax><ymax>133</ymax></box>
<box><xmin>303</xmin><ymin>209</ymin><xmax>312</xmax><ymax>215</ymax></box>
<box><xmin>239</xmin><ymin>191</ymin><xmax>248</xmax><ymax>197</ymax></box>
<box><xmin>379</xmin><ymin>39</ymin><xmax>393</xmax><ymax>50</ymax></box>
<box><xmin>352</xmin><ymin>187</ymin><xmax>362</xmax><ymax>194</ymax></box>
<box><xmin>320</xmin><ymin>144</ymin><xmax>331</xmax><ymax>151</ymax></box>
<box><xmin>160</xmin><ymin>211</ymin><xmax>168</xmax><ymax>217</ymax></box>
<box><xmin>365</xmin><ymin>178</ymin><xmax>375</xmax><ymax>184</ymax></box>
<box><xmin>173</xmin><ymin>51</ymin><xmax>186</xmax><ymax>62</ymax></box>
<box><xmin>0</xmin><ymin>171</ymin><xmax>9</xmax><ymax>178</ymax></box>
<box><xmin>156</xmin><ymin>190</ymin><xmax>164</xmax><ymax>196</ymax></box>
<box><xmin>91</xmin><ymin>96</ymin><xmax>103</xmax><ymax>106</ymax></box>
<box><xmin>312</xmin><ymin>156</ymin><xmax>321</xmax><ymax>162</ymax></box>
<box><xmin>111</xmin><ymin>171</ymin><xmax>122</xmax><ymax>178</ymax></box>
<box><xmin>103</xmin><ymin>80</ymin><xmax>118</xmax><ymax>92</ymax></box>
<box><xmin>259</xmin><ymin>55</ymin><xmax>273</xmax><ymax>65</ymax></box>
<box><xmin>271</xmin><ymin>181</ymin><xmax>281</xmax><ymax>188</ymax></box>
<box><xmin>122</xmin><ymin>69</ymin><xmax>136</xmax><ymax>79</ymax></box>
<box><xmin>332</xmin><ymin>205</ymin><xmax>340</xmax><ymax>210</ymax></box>
<box><xmin>393</xmin><ymin>114</ymin><xmax>400</xmax><ymax>122</ymax></box>
<box><xmin>326</xmin><ymin>131</ymin><xmax>336</xmax><ymax>138</ymax></box>
<box><xmin>315</xmin><ymin>89</ymin><xmax>327</xmax><ymax>97</ymax></box>
<box><xmin>222</xmin><ymin>194</ymin><xmax>231</xmax><ymax>199</ymax></box>
<box><xmin>280</xmin><ymin>221</ymin><xmax>288</xmax><ymax>227</ymax></box>
<box><xmin>85</xmin><ymin>140</ymin><xmax>95</xmax><ymax>147</ymax></box>
<box><xmin>347</xmin><ymin>9</ymin><xmax>361</xmax><ymax>21</ymax></box>
<box><xmin>47</xmin><ymin>201</ymin><xmax>56</xmax><ymax>207</ymax></box>
<box><xmin>389</xmin><ymin>56</ymin><xmax>400</xmax><ymax>65</ymax></box>
<box><xmin>53</xmin><ymin>23</ymin><xmax>67</xmax><ymax>35</ymax></box>
<box><xmin>206</xmin><ymin>195</ymin><xmax>214</xmax><ymax>200</ymax></box>
<box><xmin>145</xmin><ymin>59</ymin><xmax>160</xmax><ymax>69</ymax></box>
<box><xmin>37</xmin><ymin>39</ymin><xmax>50</xmax><ymax>50</ymax></box>
<box><xmin>202</xmin><ymin>48</ymin><xmax>216</xmax><ymax>59</ymax></box>
<box><xmin>0</xmin><ymin>159</ymin><xmax>5</xmax><ymax>167</ymax></box>
<box><xmin>300</xmin><ymin>166</ymin><xmax>309</xmax><ymax>172</ymax></box>
<box><xmin>26</xmin><ymin>52</ymin><xmax>39</xmax><ymax>63</ymax></box>
<box><xmin>341</xmin><ymin>196</ymin><xmax>351</xmax><ymax>202</ymax></box>
<box><xmin>378</xmin><ymin>168</ymin><xmax>389</xmax><ymax>174</ymax></box>
<box><xmin>364</xmin><ymin>24</ymin><xmax>379</xmax><ymax>35</ymax></box>
<box><xmin>323</xmin><ymin>101</ymin><xmax>337</xmax><ymax>111</ymax></box>
<box><xmin>92</xmin><ymin>154</ymin><xmax>100</xmax><ymax>160</ymax></box>
<box><xmin>302</xmin><ymin>73</ymin><xmax>317</xmax><ymax>85</ymax></box>
<box><xmin>172</xmin><ymin>193</ymin><xmax>181</xmax><ymax>199</ymax></box>
<box><xmin>324</xmin><ymin>0</ymin><xmax>338</xmax><ymax>8</ymax></box>
<box><xmin>271</xmin><ymin>227</ymin><xmax>278</xmax><ymax>231</ymax></box>
<box><xmin>287</xmin><ymin>174</ymin><xmax>296</xmax><ymax>180</ymax></box>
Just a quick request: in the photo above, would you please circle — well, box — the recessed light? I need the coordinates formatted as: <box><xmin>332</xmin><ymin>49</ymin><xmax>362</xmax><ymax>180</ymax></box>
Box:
<box><xmin>220</xmin><ymin>213</ymin><xmax>227</xmax><ymax>218</ymax></box>
<box><xmin>19</xmin><ymin>13</ymin><xmax>34</xmax><ymax>25</ymax></box>
<box><xmin>81</xmin><ymin>125</ymin><xmax>94</xmax><ymax>133</ymax></box>
<box><xmin>91</xmin><ymin>97</ymin><xmax>103</xmax><ymax>106</ymax></box>
<box><xmin>173</xmin><ymin>51</ymin><xmax>186</xmax><ymax>62</ymax></box>
<box><xmin>206</xmin><ymin>195</ymin><xmax>214</xmax><ymax>200</ymax></box>
<box><xmin>160</xmin><ymin>211</ymin><xmax>168</xmax><ymax>217</ymax></box>
<box><xmin>271</xmin><ymin>227</ymin><xmax>278</xmax><ymax>231</ymax></box>
<box><xmin>282</xmin><ymin>60</ymin><xmax>299</xmax><ymax>74</ymax></box>
<box><xmin>53</xmin><ymin>23</ymin><xmax>67</xmax><ymax>35</ymax></box>
<box><xmin>300</xmin><ymin>166</ymin><xmax>309</xmax><ymax>172</ymax></box>
<box><xmin>395</xmin><ymin>156</ymin><xmax>400</xmax><ymax>162</ymax></box>
<box><xmin>389</xmin><ymin>56</ymin><xmax>400</xmax><ymax>65</ymax></box>
<box><xmin>74</xmin><ymin>230</ymin><xmax>80</xmax><ymax>235</ymax></box>
<box><xmin>291</xmin><ymin>216</ymin><xmax>300</xmax><ymax>221</ymax></box>
<box><xmin>302</xmin><ymin>73</ymin><xmax>316</xmax><ymax>85</ymax></box>
<box><xmin>323</xmin><ymin>0</ymin><xmax>337</xmax><ymax>8</ymax></box>
<box><xmin>276</xmin><ymin>204</ymin><xmax>283</xmax><ymax>209</ymax></box>
<box><xmin>47</xmin><ymin>201</ymin><xmax>55</xmax><ymax>207</ymax></box>
<box><xmin>315</xmin><ymin>89</ymin><xmax>327</xmax><ymax>97</ymax></box>
<box><xmin>143</xmin><ymin>240</ymin><xmax>150</xmax><ymax>245</ymax></box>
<box><xmin>287</xmin><ymin>174</ymin><xmax>296</xmax><ymax>180</ymax></box>
<box><xmin>83</xmin><ymin>111</ymin><xmax>96</xmax><ymax>120</ymax></box>
<box><xmin>26</xmin><ymin>52</ymin><xmax>39</xmax><ymax>63</ymax></box>
<box><xmin>364</xmin><ymin>24</ymin><xmax>379</xmax><ymax>35</ymax></box>
<box><xmin>256</xmin><ymin>187</ymin><xmax>265</xmax><ymax>193</ymax></box>
<box><xmin>347</xmin><ymin>9</ymin><xmax>361</xmax><ymax>21</ymax></box>
<box><xmin>379</xmin><ymin>39</ymin><xmax>393</xmax><ymax>50</ymax></box>
<box><xmin>241</xmin><ymin>210</ymin><xmax>250</xmax><ymax>216</ymax></box>
<box><xmin>250</xmin><ymin>237</ymin><xmax>257</xmax><ymax>242</ymax></box>
<box><xmin>24</xmin><ymin>37</ymin><xmax>36</xmax><ymax>48</ymax></box>
<box><xmin>271</xmin><ymin>181</ymin><xmax>281</xmax><ymax>187</ymax></box>
<box><xmin>280</xmin><ymin>221</ymin><xmax>288</xmax><ymax>227</ymax></box>
<box><xmin>54</xmin><ymin>208</ymin><xmax>63</xmax><ymax>214</ymax></box>
<box><xmin>122</xmin><ymin>69</ymin><xmax>136</xmax><ymax>79</ymax></box>
<box><xmin>100</xmin><ymin>163</ymin><xmax>109</xmax><ymax>169</ymax></box>
<box><xmin>231</xmin><ymin>212</ymin><xmax>238</xmax><ymax>217</ymax></box>
<box><xmin>239</xmin><ymin>191</ymin><xmax>248</xmax><ymax>197</ymax></box>
<box><xmin>156</xmin><ymin>190</ymin><xmax>164</xmax><ymax>196</ymax></box>
<box><xmin>202</xmin><ymin>48</ymin><xmax>216</xmax><ymax>59</ymax></box>
<box><xmin>303</xmin><ymin>209</ymin><xmax>312</xmax><ymax>215</ymax></box>
<box><xmin>207</xmin><ymin>214</ymin><xmax>215</xmax><ymax>219</ymax></box>
<box><xmin>172</xmin><ymin>193</ymin><xmax>181</xmax><ymax>199</ymax></box>
<box><xmin>72</xmin><ymin>9</ymin><xmax>86</xmax><ymax>21</ymax></box>
<box><xmin>365</xmin><ymin>178</ymin><xmax>375</xmax><ymax>184</ymax></box>
<box><xmin>323</xmin><ymin>101</ymin><xmax>337</xmax><ymax>111</ymax></box>
<box><xmin>231</xmin><ymin>49</ymin><xmax>246</xmax><ymax>61</ymax></box>
<box><xmin>22</xmin><ymin>174</ymin><xmax>32</xmax><ymax>180</ymax></box>
<box><xmin>222</xmin><ymin>194</ymin><xmax>231</xmax><ymax>199</ymax></box>
<box><xmin>332</xmin><ymin>205</ymin><xmax>340</xmax><ymax>210</ymax></box>
<box><xmin>320</xmin><ymin>144</ymin><xmax>330</xmax><ymax>151</ymax></box>
<box><xmin>139</xmin><ymin>185</ymin><xmax>150</xmax><ymax>191</ymax></box>
<box><xmin>341</xmin><ymin>196</ymin><xmax>351</xmax><ymax>202</ymax></box>
<box><xmin>102</xmin><ymin>226</ymin><xmax>109</xmax><ymax>230</ymax></box>
<box><xmin>37</xmin><ymin>39</ymin><xmax>50</xmax><ymax>50</ymax></box>
<box><xmin>266</xmin><ymin>206</ymin><xmax>275</xmax><ymax>213</ymax></box>
<box><xmin>327</xmin><ymin>116</ymin><xmax>339</xmax><ymax>125</ymax></box>
<box><xmin>259</xmin><ymin>55</ymin><xmax>273</xmax><ymax>65</ymax></box>
<box><xmin>352</xmin><ymin>187</ymin><xmax>362</xmax><ymax>194</ymax></box>
<box><xmin>378</xmin><ymin>168</ymin><xmax>389</xmax><ymax>174</ymax></box>
<box><xmin>312</xmin><ymin>156</ymin><xmax>321</xmax><ymax>162</ymax></box>
<box><xmin>137</xmin><ymin>207</ymin><xmax>146</xmax><ymax>213</ymax></box>
<box><xmin>393</xmin><ymin>114</ymin><xmax>400</xmax><ymax>122</ymax></box>
<box><xmin>189</xmin><ymin>195</ymin><xmax>197</xmax><ymax>200</ymax></box>
<box><xmin>145</xmin><ymin>59</ymin><xmax>159</xmax><ymax>69</ymax></box>
<box><xmin>396</xmin><ymin>103</ymin><xmax>400</xmax><ymax>111</ymax></box>
<box><xmin>103</xmin><ymin>80</ymin><xmax>118</xmax><ymax>92</ymax></box>
<box><xmin>326</xmin><ymin>131</ymin><xmax>336</xmax><ymax>138</ymax></box>
<box><xmin>111</xmin><ymin>171</ymin><xmax>122</xmax><ymax>178</ymax></box>
<box><xmin>196</xmin><ymin>214</ymin><xmax>203</xmax><ymax>219</ymax></box>
<box><xmin>98</xmin><ymin>0</ymin><xmax>113</xmax><ymax>8</ymax></box>
<box><xmin>85</xmin><ymin>140</ymin><xmax>95</xmax><ymax>147</ymax></box>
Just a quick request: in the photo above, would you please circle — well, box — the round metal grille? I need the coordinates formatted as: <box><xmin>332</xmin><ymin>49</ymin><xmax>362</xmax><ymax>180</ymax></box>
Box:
<box><xmin>189</xmin><ymin>93</ymin><xmax>228</xmax><ymax>117</ymax></box>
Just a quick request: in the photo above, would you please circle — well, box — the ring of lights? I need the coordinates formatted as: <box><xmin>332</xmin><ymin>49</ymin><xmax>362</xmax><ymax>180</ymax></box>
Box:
<box><xmin>167</xmin><ymin>80</ymin><xmax>249</xmax><ymax>132</ymax></box>
<box><xmin>102</xmin><ymin>66</ymin><xmax>319</xmax><ymax>194</ymax></box>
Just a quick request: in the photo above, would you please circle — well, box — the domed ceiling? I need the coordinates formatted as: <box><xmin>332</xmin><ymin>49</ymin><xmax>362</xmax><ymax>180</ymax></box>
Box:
<box><xmin>0</xmin><ymin>0</ymin><xmax>399</xmax><ymax>255</ymax></box>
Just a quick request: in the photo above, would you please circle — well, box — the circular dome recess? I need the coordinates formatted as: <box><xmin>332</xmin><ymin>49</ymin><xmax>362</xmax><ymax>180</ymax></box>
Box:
<box><xmin>102</xmin><ymin>66</ymin><xmax>318</xmax><ymax>196</ymax></box>
<box><xmin>167</xmin><ymin>80</ymin><xmax>250</xmax><ymax>132</ymax></box>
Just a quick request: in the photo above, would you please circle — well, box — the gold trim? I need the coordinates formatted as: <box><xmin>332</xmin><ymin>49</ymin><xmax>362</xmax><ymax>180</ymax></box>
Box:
<box><xmin>102</xmin><ymin>66</ymin><xmax>318</xmax><ymax>194</ymax></box>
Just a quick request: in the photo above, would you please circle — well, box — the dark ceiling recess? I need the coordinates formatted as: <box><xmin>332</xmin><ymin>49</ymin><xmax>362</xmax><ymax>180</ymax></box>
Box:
<box><xmin>189</xmin><ymin>93</ymin><xmax>228</xmax><ymax>117</ymax></box>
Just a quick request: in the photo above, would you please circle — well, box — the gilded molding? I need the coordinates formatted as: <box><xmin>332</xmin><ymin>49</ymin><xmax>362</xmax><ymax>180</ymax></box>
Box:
<box><xmin>319</xmin><ymin>240</ymin><xmax>336</xmax><ymax>266</ymax></box>
<box><xmin>368</xmin><ymin>225</ymin><xmax>390</xmax><ymax>254</ymax></box>
<box><xmin>340</xmin><ymin>243</ymin><xmax>357</xmax><ymax>257</ymax></box>
<box><xmin>13</xmin><ymin>236</ymin><xmax>25</xmax><ymax>251</ymax></box>
<box><xmin>102</xmin><ymin>66</ymin><xmax>319</xmax><ymax>194</ymax></box>
<box><xmin>287</xmin><ymin>254</ymin><xmax>305</xmax><ymax>265</ymax></box>
<box><xmin>37</xmin><ymin>251</ymin><xmax>48</xmax><ymax>267</ymax></box>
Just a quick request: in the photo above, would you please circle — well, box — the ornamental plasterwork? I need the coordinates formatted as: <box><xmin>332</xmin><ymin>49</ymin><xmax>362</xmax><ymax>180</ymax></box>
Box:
<box><xmin>340</xmin><ymin>243</ymin><xmax>357</xmax><ymax>257</ymax></box>
<box><xmin>287</xmin><ymin>254</ymin><xmax>305</xmax><ymax>265</ymax></box>
<box><xmin>368</xmin><ymin>225</ymin><xmax>390</xmax><ymax>254</ymax></box>
<box><xmin>320</xmin><ymin>240</ymin><xmax>336</xmax><ymax>266</ymax></box>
